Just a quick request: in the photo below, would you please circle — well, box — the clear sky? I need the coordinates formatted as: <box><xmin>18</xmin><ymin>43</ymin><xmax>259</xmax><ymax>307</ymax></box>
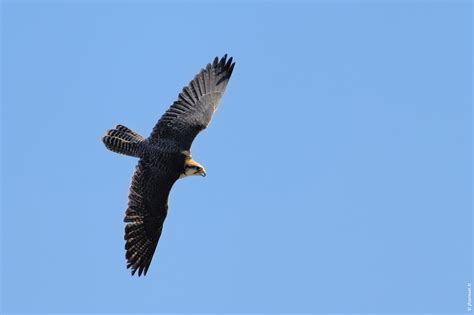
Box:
<box><xmin>1</xmin><ymin>1</ymin><xmax>472</xmax><ymax>314</ymax></box>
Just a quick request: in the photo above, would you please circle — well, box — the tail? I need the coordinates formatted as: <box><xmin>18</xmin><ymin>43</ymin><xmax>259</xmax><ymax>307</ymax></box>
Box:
<box><xmin>102</xmin><ymin>124</ymin><xmax>146</xmax><ymax>158</ymax></box>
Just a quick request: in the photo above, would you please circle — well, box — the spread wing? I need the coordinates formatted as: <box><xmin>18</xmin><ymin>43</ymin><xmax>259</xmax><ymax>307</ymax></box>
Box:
<box><xmin>149</xmin><ymin>55</ymin><xmax>235</xmax><ymax>150</ymax></box>
<box><xmin>124</xmin><ymin>159</ymin><xmax>178</xmax><ymax>276</ymax></box>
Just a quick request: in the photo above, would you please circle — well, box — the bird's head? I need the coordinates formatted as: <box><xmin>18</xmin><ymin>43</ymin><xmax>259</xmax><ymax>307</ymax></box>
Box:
<box><xmin>181</xmin><ymin>158</ymin><xmax>206</xmax><ymax>178</ymax></box>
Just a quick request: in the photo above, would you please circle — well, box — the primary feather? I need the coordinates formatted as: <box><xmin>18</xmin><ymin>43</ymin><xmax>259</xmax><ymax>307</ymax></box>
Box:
<box><xmin>149</xmin><ymin>55</ymin><xmax>235</xmax><ymax>150</ymax></box>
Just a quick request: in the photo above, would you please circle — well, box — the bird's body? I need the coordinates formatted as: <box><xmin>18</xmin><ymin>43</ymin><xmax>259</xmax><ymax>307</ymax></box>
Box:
<box><xmin>102</xmin><ymin>55</ymin><xmax>235</xmax><ymax>276</ymax></box>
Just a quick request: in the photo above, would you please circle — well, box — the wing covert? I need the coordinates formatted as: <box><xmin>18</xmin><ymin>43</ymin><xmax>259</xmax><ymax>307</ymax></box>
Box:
<box><xmin>149</xmin><ymin>55</ymin><xmax>235</xmax><ymax>150</ymax></box>
<box><xmin>124</xmin><ymin>159</ymin><xmax>177</xmax><ymax>276</ymax></box>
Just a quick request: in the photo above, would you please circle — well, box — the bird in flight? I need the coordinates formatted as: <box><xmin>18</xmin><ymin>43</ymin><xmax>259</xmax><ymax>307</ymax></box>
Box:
<box><xmin>102</xmin><ymin>55</ymin><xmax>235</xmax><ymax>276</ymax></box>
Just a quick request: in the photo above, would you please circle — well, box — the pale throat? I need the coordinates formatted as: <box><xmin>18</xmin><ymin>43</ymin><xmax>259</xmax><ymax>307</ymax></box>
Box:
<box><xmin>180</xmin><ymin>158</ymin><xmax>206</xmax><ymax>178</ymax></box>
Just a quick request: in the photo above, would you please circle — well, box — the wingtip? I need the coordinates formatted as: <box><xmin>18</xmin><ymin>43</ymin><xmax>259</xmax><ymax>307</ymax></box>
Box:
<box><xmin>211</xmin><ymin>54</ymin><xmax>235</xmax><ymax>69</ymax></box>
<box><xmin>128</xmin><ymin>264</ymin><xmax>147</xmax><ymax>277</ymax></box>
<box><xmin>226</xmin><ymin>56</ymin><xmax>233</xmax><ymax>66</ymax></box>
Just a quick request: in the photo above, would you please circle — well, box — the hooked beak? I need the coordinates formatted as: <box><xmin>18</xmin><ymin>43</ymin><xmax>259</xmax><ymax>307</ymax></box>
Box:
<box><xmin>201</xmin><ymin>171</ymin><xmax>206</xmax><ymax>177</ymax></box>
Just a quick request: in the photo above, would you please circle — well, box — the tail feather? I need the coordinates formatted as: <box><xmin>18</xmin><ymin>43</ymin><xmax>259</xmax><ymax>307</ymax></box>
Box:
<box><xmin>107</xmin><ymin>129</ymin><xmax>139</xmax><ymax>142</ymax></box>
<box><xmin>115</xmin><ymin>124</ymin><xmax>145</xmax><ymax>141</ymax></box>
<box><xmin>102</xmin><ymin>125</ymin><xmax>145</xmax><ymax>158</ymax></box>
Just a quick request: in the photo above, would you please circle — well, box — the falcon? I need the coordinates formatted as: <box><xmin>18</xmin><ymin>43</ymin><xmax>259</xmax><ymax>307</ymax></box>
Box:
<box><xmin>102</xmin><ymin>55</ymin><xmax>235</xmax><ymax>276</ymax></box>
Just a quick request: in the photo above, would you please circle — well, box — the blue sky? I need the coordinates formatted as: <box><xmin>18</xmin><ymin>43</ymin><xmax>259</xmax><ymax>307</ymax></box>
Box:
<box><xmin>1</xmin><ymin>1</ymin><xmax>472</xmax><ymax>314</ymax></box>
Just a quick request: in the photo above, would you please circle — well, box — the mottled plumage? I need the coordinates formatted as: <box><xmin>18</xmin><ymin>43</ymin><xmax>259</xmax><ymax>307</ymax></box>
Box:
<box><xmin>102</xmin><ymin>55</ymin><xmax>235</xmax><ymax>276</ymax></box>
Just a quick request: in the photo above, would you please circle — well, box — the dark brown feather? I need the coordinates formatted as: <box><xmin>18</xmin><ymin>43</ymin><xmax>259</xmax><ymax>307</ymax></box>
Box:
<box><xmin>123</xmin><ymin>157</ymin><xmax>181</xmax><ymax>276</ymax></box>
<box><xmin>103</xmin><ymin>55</ymin><xmax>235</xmax><ymax>276</ymax></box>
<box><xmin>149</xmin><ymin>55</ymin><xmax>235</xmax><ymax>150</ymax></box>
